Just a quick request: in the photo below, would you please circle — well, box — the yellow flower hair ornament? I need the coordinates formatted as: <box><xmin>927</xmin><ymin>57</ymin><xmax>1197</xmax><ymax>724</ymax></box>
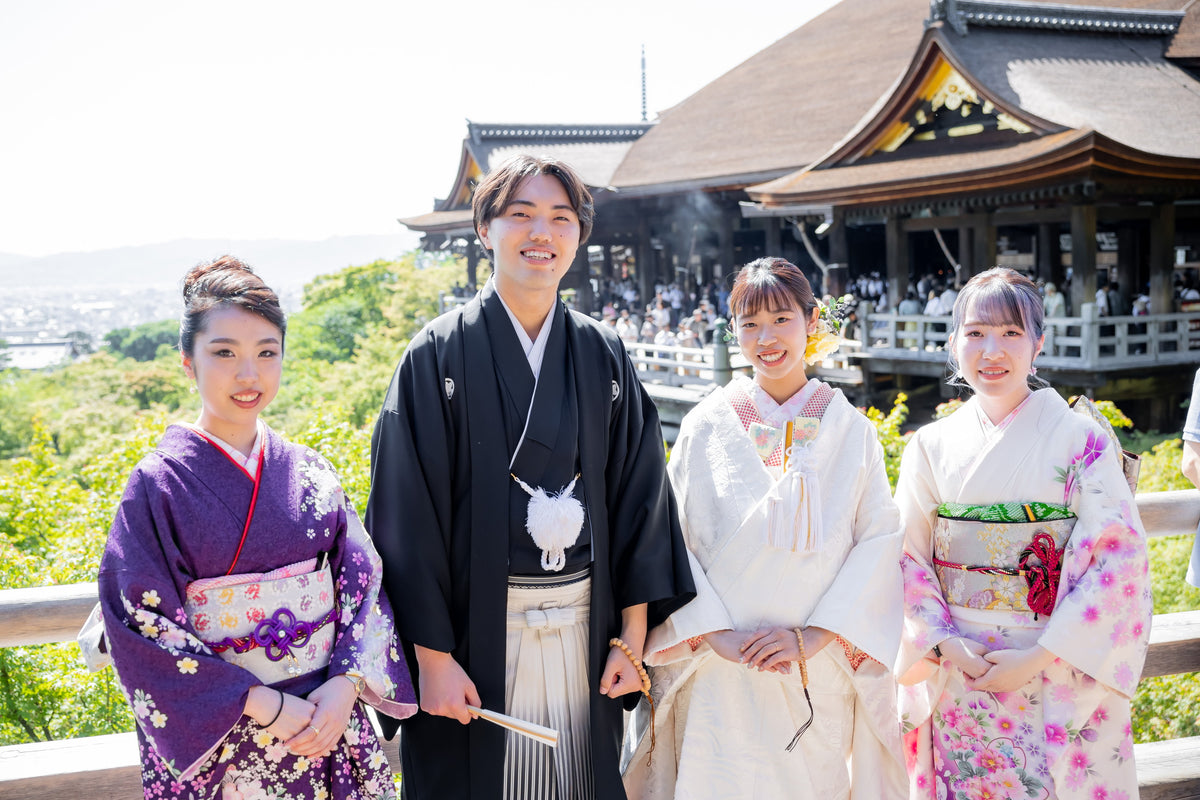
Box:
<box><xmin>803</xmin><ymin>295</ymin><xmax>852</xmax><ymax>365</ymax></box>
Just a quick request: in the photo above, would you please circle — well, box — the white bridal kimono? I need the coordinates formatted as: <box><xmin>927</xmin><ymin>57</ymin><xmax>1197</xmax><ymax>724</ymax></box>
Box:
<box><xmin>896</xmin><ymin>389</ymin><xmax>1151</xmax><ymax>800</ymax></box>
<box><xmin>624</xmin><ymin>377</ymin><xmax>907</xmax><ymax>800</ymax></box>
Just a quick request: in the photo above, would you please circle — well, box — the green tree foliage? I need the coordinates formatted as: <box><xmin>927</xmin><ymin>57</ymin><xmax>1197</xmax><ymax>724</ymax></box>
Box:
<box><xmin>1128</xmin><ymin>436</ymin><xmax>1200</xmax><ymax>743</ymax></box>
<box><xmin>0</xmin><ymin>251</ymin><xmax>468</xmax><ymax>745</ymax></box>
<box><xmin>859</xmin><ymin>392</ymin><xmax>911</xmax><ymax>489</ymax></box>
<box><xmin>0</xmin><ymin>415</ymin><xmax>165</xmax><ymax>743</ymax></box>
<box><xmin>286</xmin><ymin>254</ymin><xmax>460</xmax><ymax>365</ymax></box>
<box><xmin>104</xmin><ymin>319</ymin><xmax>179</xmax><ymax>362</ymax></box>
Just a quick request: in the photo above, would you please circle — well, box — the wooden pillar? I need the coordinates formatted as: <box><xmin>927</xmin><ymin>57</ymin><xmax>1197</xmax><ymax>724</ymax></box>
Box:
<box><xmin>1149</xmin><ymin>202</ymin><xmax>1177</xmax><ymax>315</ymax></box>
<box><xmin>572</xmin><ymin>248</ymin><xmax>594</xmax><ymax>314</ymax></box>
<box><xmin>1038</xmin><ymin>222</ymin><xmax>1063</xmax><ymax>286</ymax></box>
<box><xmin>1070</xmin><ymin>203</ymin><xmax>1098</xmax><ymax>317</ymax></box>
<box><xmin>466</xmin><ymin>242</ymin><xmax>481</xmax><ymax>290</ymax></box>
<box><xmin>957</xmin><ymin>225</ymin><xmax>974</xmax><ymax>282</ymax></box>
<box><xmin>972</xmin><ymin>214</ymin><xmax>996</xmax><ymax>279</ymax></box>
<box><xmin>636</xmin><ymin>212</ymin><xmax>653</xmax><ymax>310</ymax></box>
<box><xmin>886</xmin><ymin>213</ymin><xmax>910</xmax><ymax>310</ymax></box>
<box><xmin>765</xmin><ymin>218</ymin><xmax>782</xmax><ymax>256</ymax></box>
<box><xmin>1116</xmin><ymin>222</ymin><xmax>1138</xmax><ymax>298</ymax></box>
<box><xmin>717</xmin><ymin>213</ymin><xmax>735</xmax><ymax>282</ymax></box>
<box><xmin>828</xmin><ymin>210</ymin><xmax>849</xmax><ymax>297</ymax></box>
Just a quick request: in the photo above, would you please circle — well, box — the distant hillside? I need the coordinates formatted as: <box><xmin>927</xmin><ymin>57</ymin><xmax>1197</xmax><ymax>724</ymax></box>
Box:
<box><xmin>0</xmin><ymin>234</ymin><xmax>420</xmax><ymax>290</ymax></box>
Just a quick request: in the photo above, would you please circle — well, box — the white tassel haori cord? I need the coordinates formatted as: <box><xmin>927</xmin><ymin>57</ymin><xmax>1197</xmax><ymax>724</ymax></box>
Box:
<box><xmin>512</xmin><ymin>473</ymin><xmax>585</xmax><ymax>572</ymax></box>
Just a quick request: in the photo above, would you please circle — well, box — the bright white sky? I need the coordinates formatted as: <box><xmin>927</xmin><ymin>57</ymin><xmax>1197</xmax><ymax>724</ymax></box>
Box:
<box><xmin>0</xmin><ymin>1</ymin><xmax>839</xmax><ymax>258</ymax></box>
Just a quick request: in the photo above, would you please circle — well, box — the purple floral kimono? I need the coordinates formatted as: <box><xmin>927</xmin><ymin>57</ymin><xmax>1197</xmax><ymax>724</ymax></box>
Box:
<box><xmin>895</xmin><ymin>389</ymin><xmax>1151</xmax><ymax>800</ymax></box>
<box><xmin>98</xmin><ymin>424</ymin><xmax>416</xmax><ymax>800</ymax></box>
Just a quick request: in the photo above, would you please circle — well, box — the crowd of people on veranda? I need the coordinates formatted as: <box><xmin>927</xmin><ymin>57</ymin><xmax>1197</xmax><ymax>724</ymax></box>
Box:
<box><xmin>89</xmin><ymin>154</ymin><xmax>1200</xmax><ymax>800</ymax></box>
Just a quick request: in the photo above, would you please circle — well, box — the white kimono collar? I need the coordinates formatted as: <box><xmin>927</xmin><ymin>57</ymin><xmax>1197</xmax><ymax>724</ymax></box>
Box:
<box><xmin>495</xmin><ymin>282</ymin><xmax>555</xmax><ymax>381</ymax></box>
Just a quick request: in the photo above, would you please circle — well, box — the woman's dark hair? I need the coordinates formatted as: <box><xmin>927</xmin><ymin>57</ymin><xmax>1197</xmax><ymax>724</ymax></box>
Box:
<box><xmin>179</xmin><ymin>255</ymin><xmax>286</xmax><ymax>357</ymax></box>
<box><xmin>727</xmin><ymin>257</ymin><xmax>817</xmax><ymax>320</ymax></box>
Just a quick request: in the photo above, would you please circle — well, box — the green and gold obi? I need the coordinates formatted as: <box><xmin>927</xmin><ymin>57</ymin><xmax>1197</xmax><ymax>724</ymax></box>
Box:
<box><xmin>932</xmin><ymin>501</ymin><xmax>1074</xmax><ymax>617</ymax></box>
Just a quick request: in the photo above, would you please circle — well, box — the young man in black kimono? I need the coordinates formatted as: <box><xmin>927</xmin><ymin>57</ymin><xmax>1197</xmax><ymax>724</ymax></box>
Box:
<box><xmin>366</xmin><ymin>154</ymin><xmax>694</xmax><ymax>800</ymax></box>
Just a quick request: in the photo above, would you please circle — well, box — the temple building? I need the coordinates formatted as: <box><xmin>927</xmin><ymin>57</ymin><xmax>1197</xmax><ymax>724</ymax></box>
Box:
<box><xmin>400</xmin><ymin>0</ymin><xmax>1200</xmax><ymax>424</ymax></box>
<box><xmin>403</xmin><ymin>0</ymin><xmax>1200</xmax><ymax>311</ymax></box>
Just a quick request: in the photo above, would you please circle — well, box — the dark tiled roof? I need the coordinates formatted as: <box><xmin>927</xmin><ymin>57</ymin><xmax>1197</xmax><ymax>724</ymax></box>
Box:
<box><xmin>938</xmin><ymin>0</ymin><xmax>1184</xmax><ymax>35</ymax></box>
<box><xmin>610</xmin><ymin>0</ymin><xmax>929</xmax><ymax>191</ymax></box>
<box><xmin>748</xmin><ymin>128</ymin><xmax>1200</xmax><ymax>206</ymax></box>
<box><xmin>397</xmin><ymin>209</ymin><xmax>474</xmax><ymax>234</ymax></box>
<box><xmin>464</xmin><ymin>123</ymin><xmax>652</xmax><ymax>189</ymax></box>
<box><xmin>400</xmin><ymin>123</ymin><xmax>652</xmax><ymax>231</ymax></box>
<box><xmin>750</xmin><ymin>129</ymin><xmax>1088</xmax><ymax>202</ymax></box>
<box><xmin>947</xmin><ymin>24</ymin><xmax>1200</xmax><ymax>158</ymax></box>
<box><xmin>1009</xmin><ymin>0</ymin><xmax>1200</xmax><ymax>57</ymax></box>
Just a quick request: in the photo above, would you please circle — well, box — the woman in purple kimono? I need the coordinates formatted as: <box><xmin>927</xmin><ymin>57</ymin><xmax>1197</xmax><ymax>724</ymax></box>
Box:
<box><xmin>98</xmin><ymin>256</ymin><xmax>416</xmax><ymax>800</ymax></box>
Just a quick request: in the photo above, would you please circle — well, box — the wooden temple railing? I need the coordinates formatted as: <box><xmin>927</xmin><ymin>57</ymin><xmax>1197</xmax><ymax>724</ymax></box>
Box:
<box><xmin>1</xmin><ymin>491</ymin><xmax>1199</xmax><ymax>798</ymax></box>
<box><xmin>862</xmin><ymin>304</ymin><xmax>1200</xmax><ymax>372</ymax></box>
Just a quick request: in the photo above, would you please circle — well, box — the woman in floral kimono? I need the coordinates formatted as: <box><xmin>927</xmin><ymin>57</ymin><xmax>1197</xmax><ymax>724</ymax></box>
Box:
<box><xmin>98</xmin><ymin>256</ymin><xmax>416</xmax><ymax>800</ymax></box>
<box><xmin>896</xmin><ymin>268</ymin><xmax>1151</xmax><ymax>800</ymax></box>
<box><xmin>624</xmin><ymin>258</ymin><xmax>907</xmax><ymax>800</ymax></box>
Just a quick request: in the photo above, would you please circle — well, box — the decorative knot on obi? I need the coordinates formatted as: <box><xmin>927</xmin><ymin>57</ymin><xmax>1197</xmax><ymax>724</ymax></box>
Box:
<box><xmin>184</xmin><ymin>559</ymin><xmax>336</xmax><ymax>683</ymax></box>
<box><xmin>932</xmin><ymin>501</ymin><xmax>1074</xmax><ymax>618</ymax></box>
<box><xmin>508</xmin><ymin>606</ymin><xmax>580</xmax><ymax>630</ymax></box>
<box><xmin>1018</xmin><ymin>532</ymin><xmax>1062</xmax><ymax>617</ymax></box>
<box><xmin>208</xmin><ymin>606</ymin><xmax>337</xmax><ymax>661</ymax></box>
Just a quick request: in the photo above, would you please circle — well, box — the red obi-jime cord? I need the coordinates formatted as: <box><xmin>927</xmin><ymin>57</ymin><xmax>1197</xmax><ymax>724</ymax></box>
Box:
<box><xmin>933</xmin><ymin>531</ymin><xmax>1062</xmax><ymax>618</ymax></box>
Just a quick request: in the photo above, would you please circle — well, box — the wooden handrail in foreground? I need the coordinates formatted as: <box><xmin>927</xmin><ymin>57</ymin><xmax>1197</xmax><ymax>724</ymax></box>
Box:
<box><xmin>1</xmin><ymin>491</ymin><xmax>1198</xmax><ymax>799</ymax></box>
<box><xmin>5</xmin><ymin>491</ymin><xmax>1194</xmax><ymax>649</ymax></box>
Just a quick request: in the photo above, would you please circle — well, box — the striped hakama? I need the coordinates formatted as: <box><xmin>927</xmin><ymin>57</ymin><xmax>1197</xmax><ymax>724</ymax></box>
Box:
<box><xmin>504</xmin><ymin>568</ymin><xmax>593</xmax><ymax>800</ymax></box>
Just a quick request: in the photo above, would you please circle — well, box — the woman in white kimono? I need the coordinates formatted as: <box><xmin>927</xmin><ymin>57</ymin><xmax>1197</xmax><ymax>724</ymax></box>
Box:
<box><xmin>896</xmin><ymin>268</ymin><xmax>1151</xmax><ymax>800</ymax></box>
<box><xmin>624</xmin><ymin>258</ymin><xmax>907</xmax><ymax>800</ymax></box>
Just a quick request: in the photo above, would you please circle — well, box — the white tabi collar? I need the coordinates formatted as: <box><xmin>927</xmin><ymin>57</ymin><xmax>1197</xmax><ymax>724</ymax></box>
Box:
<box><xmin>495</xmin><ymin>285</ymin><xmax>556</xmax><ymax>381</ymax></box>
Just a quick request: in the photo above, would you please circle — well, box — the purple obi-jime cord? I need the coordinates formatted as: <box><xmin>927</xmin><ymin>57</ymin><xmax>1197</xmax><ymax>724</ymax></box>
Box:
<box><xmin>207</xmin><ymin>607</ymin><xmax>337</xmax><ymax>661</ymax></box>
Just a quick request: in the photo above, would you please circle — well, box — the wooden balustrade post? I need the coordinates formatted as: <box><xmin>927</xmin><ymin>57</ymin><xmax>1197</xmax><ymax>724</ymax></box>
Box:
<box><xmin>1080</xmin><ymin>303</ymin><xmax>1100</xmax><ymax>369</ymax></box>
<box><xmin>712</xmin><ymin>319</ymin><xmax>732</xmax><ymax>386</ymax></box>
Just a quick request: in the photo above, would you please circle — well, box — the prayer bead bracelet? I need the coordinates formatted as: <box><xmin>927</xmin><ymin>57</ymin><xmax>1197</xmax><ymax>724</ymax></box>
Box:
<box><xmin>786</xmin><ymin>628</ymin><xmax>815</xmax><ymax>752</ymax></box>
<box><xmin>792</xmin><ymin>628</ymin><xmax>810</xmax><ymax>688</ymax></box>
<box><xmin>608</xmin><ymin>637</ymin><xmax>651</xmax><ymax>695</ymax></box>
<box><xmin>609</xmin><ymin>636</ymin><xmax>656</xmax><ymax>762</ymax></box>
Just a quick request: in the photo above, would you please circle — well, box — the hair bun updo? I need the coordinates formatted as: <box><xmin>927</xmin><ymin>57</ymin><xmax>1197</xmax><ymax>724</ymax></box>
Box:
<box><xmin>179</xmin><ymin>255</ymin><xmax>286</xmax><ymax>357</ymax></box>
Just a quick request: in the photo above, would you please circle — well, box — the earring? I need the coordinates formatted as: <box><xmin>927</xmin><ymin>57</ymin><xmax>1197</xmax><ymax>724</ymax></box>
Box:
<box><xmin>189</xmin><ymin>385</ymin><xmax>197</xmax><ymax>394</ymax></box>
<box><xmin>1030</xmin><ymin>366</ymin><xmax>1038</xmax><ymax>376</ymax></box>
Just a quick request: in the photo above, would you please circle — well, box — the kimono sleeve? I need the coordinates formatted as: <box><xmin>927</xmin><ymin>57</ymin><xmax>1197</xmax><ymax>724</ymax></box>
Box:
<box><xmin>644</xmin><ymin>423</ymin><xmax>733</xmax><ymax>666</ymax></box>
<box><xmin>1038</xmin><ymin>425</ymin><xmax>1152</xmax><ymax>698</ymax></box>
<box><xmin>603</xmin><ymin>344</ymin><xmax>696</xmax><ymax>625</ymax></box>
<box><xmin>324</xmin><ymin>480</ymin><xmax>417</xmax><ymax>720</ymax></box>
<box><xmin>366</xmin><ymin>331</ymin><xmax>458</xmax><ymax>654</ymax></box>
<box><xmin>894</xmin><ymin>428</ymin><xmax>960</xmax><ymax>677</ymax></box>
<box><xmin>98</xmin><ymin>463</ymin><xmax>259</xmax><ymax>781</ymax></box>
<box><xmin>806</xmin><ymin>428</ymin><xmax>904</xmax><ymax>667</ymax></box>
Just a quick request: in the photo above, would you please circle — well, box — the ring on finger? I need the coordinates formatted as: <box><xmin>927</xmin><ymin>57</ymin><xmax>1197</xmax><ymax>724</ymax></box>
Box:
<box><xmin>309</xmin><ymin>725</ymin><xmax>321</xmax><ymax>735</ymax></box>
